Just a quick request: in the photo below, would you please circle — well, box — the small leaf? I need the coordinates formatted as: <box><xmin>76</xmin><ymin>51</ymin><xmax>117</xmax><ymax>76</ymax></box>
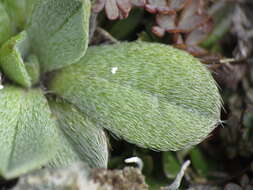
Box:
<box><xmin>201</xmin><ymin>2</ymin><xmax>234</xmax><ymax>49</ymax></box>
<box><xmin>105</xmin><ymin>0</ymin><xmax>119</xmax><ymax>20</ymax></box>
<box><xmin>108</xmin><ymin>8</ymin><xmax>144</xmax><ymax>40</ymax></box>
<box><xmin>25</xmin><ymin>54</ymin><xmax>40</xmax><ymax>85</ymax></box>
<box><xmin>189</xmin><ymin>147</ymin><xmax>209</xmax><ymax>177</ymax></box>
<box><xmin>0</xmin><ymin>31</ymin><xmax>31</xmax><ymax>88</ymax></box>
<box><xmin>0</xmin><ymin>85</ymin><xmax>59</xmax><ymax>179</ymax></box>
<box><xmin>27</xmin><ymin>0</ymin><xmax>91</xmax><ymax>72</ymax></box>
<box><xmin>156</xmin><ymin>14</ymin><xmax>176</xmax><ymax>31</ymax></box>
<box><xmin>178</xmin><ymin>0</ymin><xmax>209</xmax><ymax>33</ymax></box>
<box><xmin>49</xmin><ymin>42</ymin><xmax>221</xmax><ymax>151</ymax></box>
<box><xmin>48</xmin><ymin>99</ymin><xmax>108</xmax><ymax>168</ymax></box>
<box><xmin>162</xmin><ymin>152</ymin><xmax>181</xmax><ymax>179</ymax></box>
<box><xmin>2</xmin><ymin>0</ymin><xmax>27</xmax><ymax>31</ymax></box>
<box><xmin>0</xmin><ymin>2</ymin><xmax>12</xmax><ymax>46</ymax></box>
<box><xmin>170</xmin><ymin>0</ymin><xmax>189</xmax><ymax>11</ymax></box>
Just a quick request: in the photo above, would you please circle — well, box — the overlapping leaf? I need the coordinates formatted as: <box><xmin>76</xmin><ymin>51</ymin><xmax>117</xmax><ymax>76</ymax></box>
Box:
<box><xmin>27</xmin><ymin>0</ymin><xmax>91</xmax><ymax>72</ymax></box>
<box><xmin>0</xmin><ymin>86</ymin><xmax>59</xmax><ymax>179</ymax></box>
<box><xmin>0</xmin><ymin>2</ymin><xmax>12</xmax><ymax>46</ymax></box>
<box><xmin>1</xmin><ymin>0</ymin><xmax>34</xmax><ymax>31</ymax></box>
<box><xmin>49</xmin><ymin>99</ymin><xmax>108</xmax><ymax>168</ymax></box>
<box><xmin>93</xmin><ymin>0</ymin><xmax>132</xmax><ymax>20</ymax></box>
<box><xmin>0</xmin><ymin>0</ymin><xmax>37</xmax><ymax>45</ymax></box>
<box><xmin>0</xmin><ymin>31</ymin><xmax>32</xmax><ymax>88</ymax></box>
<box><xmin>25</xmin><ymin>54</ymin><xmax>40</xmax><ymax>85</ymax></box>
<box><xmin>145</xmin><ymin>0</ymin><xmax>189</xmax><ymax>14</ymax></box>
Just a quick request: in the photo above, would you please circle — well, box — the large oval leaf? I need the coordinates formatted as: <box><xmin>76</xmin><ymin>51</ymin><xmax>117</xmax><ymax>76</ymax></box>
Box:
<box><xmin>27</xmin><ymin>0</ymin><xmax>91</xmax><ymax>72</ymax></box>
<box><xmin>0</xmin><ymin>85</ymin><xmax>59</xmax><ymax>179</ymax></box>
<box><xmin>49</xmin><ymin>42</ymin><xmax>221</xmax><ymax>151</ymax></box>
<box><xmin>48</xmin><ymin>99</ymin><xmax>108</xmax><ymax>168</ymax></box>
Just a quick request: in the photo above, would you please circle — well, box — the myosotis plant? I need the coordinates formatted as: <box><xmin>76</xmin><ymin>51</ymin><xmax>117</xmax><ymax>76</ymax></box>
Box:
<box><xmin>0</xmin><ymin>0</ymin><xmax>221</xmax><ymax>179</ymax></box>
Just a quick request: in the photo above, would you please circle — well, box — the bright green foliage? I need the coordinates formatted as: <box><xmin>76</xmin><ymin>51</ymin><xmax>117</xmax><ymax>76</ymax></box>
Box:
<box><xmin>49</xmin><ymin>41</ymin><xmax>221</xmax><ymax>151</ymax></box>
<box><xmin>0</xmin><ymin>2</ymin><xmax>12</xmax><ymax>46</ymax></box>
<box><xmin>0</xmin><ymin>31</ymin><xmax>31</xmax><ymax>88</ymax></box>
<box><xmin>2</xmin><ymin>0</ymin><xmax>26</xmax><ymax>31</ymax></box>
<box><xmin>108</xmin><ymin>8</ymin><xmax>144</xmax><ymax>40</ymax></box>
<box><xmin>25</xmin><ymin>54</ymin><xmax>40</xmax><ymax>85</ymax></box>
<box><xmin>27</xmin><ymin>0</ymin><xmax>91</xmax><ymax>72</ymax></box>
<box><xmin>1</xmin><ymin>0</ymin><xmax>36</xmax><ymax>31</ymax></box>
<box><xmin>162</xmin><ymin>152</ymin><xmax>181</xmax><ymax>179</ymax></box>
<box><xmin>189</xmin><ymin>148</ymin><xmax>209</xmax><ymax>177</ymax></box>
<box><xmin>48</xmin><ymin>99</ymin><xmax>108</xmax><ymax>168</ymax></box>
<box><xmin>0</xmin><ymin>86</ymin><xmax>59</xmax><ymax>179</ymax></box>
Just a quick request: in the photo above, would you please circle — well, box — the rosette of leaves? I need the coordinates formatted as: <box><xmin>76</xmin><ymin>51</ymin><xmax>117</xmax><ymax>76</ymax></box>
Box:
<box><xmin>0</xmin><ymin>0</ymin><xmax>109</xmax><ymax>179</ymax></box>
<box><xmin>0</xmin><ymin>0</ymin><xmax>221</xmax><ymax>180</ymax></box>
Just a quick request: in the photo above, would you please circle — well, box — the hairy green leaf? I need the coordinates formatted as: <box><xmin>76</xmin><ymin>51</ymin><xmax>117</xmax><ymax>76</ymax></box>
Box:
<box><xmin>48</xmin><ymin>99</ymin><xmax>108</xmax><ymax>168</ymax></box>
<box><xmin>162</xmin><ymin>152</ymin><xmax>180</xmax><ymax>179</ymax></box>
<box><xmin>27</xmin><ymin>0</ymin><xmax>91</xmax><ymax>72</ymax></box>
<box><xmin>0</xmin><ymin>31</ymin><xmax>31</xmax><ymax>88</ymax></box>
<box><xmin>0</xmin><ymin>85</ymin><xmax>59</xmax><ymax>179</ymax></box>
<box><xmin>1</xmin><ymin>0</ymin><xmax>37</xmax><ymax>33</ymax></box>
<box><xmin>189</xmin><ymin>147</ymin><xmax>209</xmax><ymax>177</ymax></box>
<box><xmin>49</xmin><ymin>41</ymin><xmax>221</xmax><ymax>151</ymax></box>
<box><xmin>25</xmin><ymin>54</ymin><xmax>40</xmax><ymax>85</ymax></box>
<box><xmin>0</xmin><ymin>2</ymin><xmax>12</xmax><ymax>46</ymax></box>
<box><xmin>2</xmin><ymin>0</ymin><xmax>26</xmax><ymax>31</ymax></box>
<box><xmin>1</xmin><ymin>0</ymin><xmax>36</xmax><ymax>32</ymax></box>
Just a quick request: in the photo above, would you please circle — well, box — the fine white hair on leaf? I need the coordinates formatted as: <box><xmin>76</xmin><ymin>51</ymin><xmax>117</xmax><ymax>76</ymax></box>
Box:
<box><xmin>111</xmin><ymin>67</ymin><xmax>118</xmax><ymax>74</ymax></box>
<box><xmin>48</xmin><ymin>99</ymin><xmax>109</xmax><ymax>169</ymax></box>
<box><xmin>125</xmin><ymin>156</ymin><xmax>143</xmax><ymax>170</ymax></box>
<box><xmin>49</xmin><ymin>41</ymin><xmax>222</xmax><ymax>151</ymax></box>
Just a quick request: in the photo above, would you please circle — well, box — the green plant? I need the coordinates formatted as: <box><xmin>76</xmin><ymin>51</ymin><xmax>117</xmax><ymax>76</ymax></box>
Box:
<box><xmin>0</xmin><ymin>0</ymin><xmax>221</xmax><ymax>179</ymax></box>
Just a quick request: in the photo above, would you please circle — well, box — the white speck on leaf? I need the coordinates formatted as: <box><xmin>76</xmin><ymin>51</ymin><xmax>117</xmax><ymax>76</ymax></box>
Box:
<box><xmin>111</xmin><ymin>67</ymin><xmax>118</xmax><ymax>74</ymax></box>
